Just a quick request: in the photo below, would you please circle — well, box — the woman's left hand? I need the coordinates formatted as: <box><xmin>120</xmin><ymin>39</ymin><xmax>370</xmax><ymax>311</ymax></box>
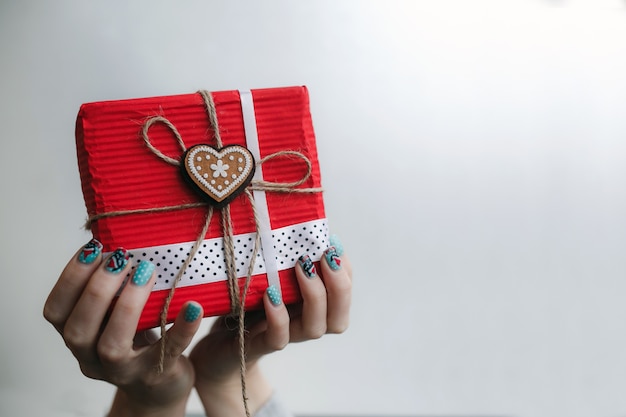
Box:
<box><xmin>190</xmin><ymin>241</ymin><xmax>352</xmax><ymax>416</ymax></box>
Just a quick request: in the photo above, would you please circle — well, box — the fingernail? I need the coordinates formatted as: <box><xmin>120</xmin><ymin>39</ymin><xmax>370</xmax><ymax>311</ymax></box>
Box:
<box><xmin>105</xmin><ymin>248</ymin><xmax>129</xmax><ymax>274</ymax></box>
<box><xmin>78</xmin><ymin>238</ymin><xmax>103</xmax><ymax>264</ymax></box>
<box><xmin>329</xmin><ymin>234</ymin><xmax>344</xmax><ymax>256</ymax></box>
<box><xmin>324</xmin><ymin>246</ymin><xmax>342</xmax><ymax>271</ymax></box>
<box><xmin>132</xmin><ymin>261</ymin><xmax>155</xmax><ymax>286</ymax></box>
<box><xmin>297</xmin><ymin>254</ymin><xmax>317</xmax><ymax>278</ymax></box>
<box><xmin>184</xmin><ymin>302</ymin><xmax>202</xmax><ymax>322</ymax></box>
<box><xmin>267</xmin><ymin>285</ymin><xmax>282</xmax><ymax>306</ymax></box>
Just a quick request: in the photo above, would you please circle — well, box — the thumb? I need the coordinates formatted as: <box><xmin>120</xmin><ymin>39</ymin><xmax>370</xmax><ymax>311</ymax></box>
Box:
<box><xmin>159</xmin><ymin>301</ymin><xmax>203</xmax><ymax>360</ymax></box>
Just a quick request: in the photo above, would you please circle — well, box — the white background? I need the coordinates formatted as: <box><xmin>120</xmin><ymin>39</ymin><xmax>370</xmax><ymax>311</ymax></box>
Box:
<box><xmin>1</xmin><ymin>1</ymin><xmax>626</xmax><ymax>416</ymax></box>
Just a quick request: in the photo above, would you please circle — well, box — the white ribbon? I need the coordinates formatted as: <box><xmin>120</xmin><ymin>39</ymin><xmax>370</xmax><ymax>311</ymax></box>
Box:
<box><xmin>239</xmin><ymin>90</ymin><xmax>282</xmax><ymax>292</ymax></box>
<box><xmin>123</xmin><ymin>218</ymin><xmax>328</xmax><ymax>291</ymax></box>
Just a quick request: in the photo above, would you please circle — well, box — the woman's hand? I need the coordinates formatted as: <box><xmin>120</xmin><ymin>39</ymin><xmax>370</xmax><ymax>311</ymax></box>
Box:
<box><xmin>190</xmin><ymin>238</ymin><xmax>352</xmax><ymax>416</ymax></box>
<box><xmin>43</xmin><ymin>239</ymin><xmax>203</xmax><ymax>417</ymax></box>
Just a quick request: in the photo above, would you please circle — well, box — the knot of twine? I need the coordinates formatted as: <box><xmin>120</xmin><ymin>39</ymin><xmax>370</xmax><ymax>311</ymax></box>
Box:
<box><xmin>85</xmin><ymin>90</ymin><xmax>322</xmax><ymax>417</ymax></box>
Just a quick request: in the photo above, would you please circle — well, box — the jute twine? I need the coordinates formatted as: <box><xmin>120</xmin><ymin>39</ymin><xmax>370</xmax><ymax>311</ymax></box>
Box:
<box><xmin>85</xmin><ymin>90</ymin><xmax>322</xmax><ymax>417</ymax></box>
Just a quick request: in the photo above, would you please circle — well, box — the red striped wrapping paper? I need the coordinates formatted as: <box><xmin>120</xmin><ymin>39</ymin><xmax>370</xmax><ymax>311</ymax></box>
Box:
<box><xmin>76</xmin><ymin>86</ymin><xmax>327</xmax><ymax>330</ymax></box>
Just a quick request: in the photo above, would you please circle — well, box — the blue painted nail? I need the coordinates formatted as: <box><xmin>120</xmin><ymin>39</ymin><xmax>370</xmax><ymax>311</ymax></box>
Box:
<box><xmin>184</xmin><ymin>302</ymin><xmax>202</xmax><ymax>322</ymax></box>
<box><xmin>78</xmin><ymin>238</ymin><xmax>103</xmax><ymax>264</ymax></box>
<box><xmin>105</xmin><ymin>248</ymin><xmax>129</xmax><ymax>274</ymax></box>
<box><xmin>132</xmin><ymin>261</ymin><xmax>155</xmax><ymax>286</ymax></box>
<box><xmin>329</xmin><ymin>234</ymin><xmax>344</xmax><ymax>256</ymax></box>
<box><xmin>324</xmin><ymin>246</ymin><xmax>342</xmax><ymax>271</ymax></box>
<box><xmin>297</xmin><ymin>254</ymin><xmax>317</xmax><ymax>279</ymax></box>
<box><xmin>267</xmin><ymin>285</ymin><xmax>282</xmax><ymax>306</ymax></box>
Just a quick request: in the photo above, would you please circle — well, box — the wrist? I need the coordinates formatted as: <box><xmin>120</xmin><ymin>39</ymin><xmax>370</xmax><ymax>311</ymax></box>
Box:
<box><xmin>107</xmin><ymin>388</ymin><xmax>189</xmax><ymax>417</ymax></box>
<box><xmin>195</xmin><ymin>362</ymin><xmax>273</xmax><ymax>417</ymax></box>
<box><xmin>107</xmin><ymin>361</ymin><xmax>195</xmax><ymax>417</ymax></box>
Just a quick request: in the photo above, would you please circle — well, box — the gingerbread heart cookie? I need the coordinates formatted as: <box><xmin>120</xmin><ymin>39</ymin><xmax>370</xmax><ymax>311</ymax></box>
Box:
<box><xmin>182</xmin><ymin>144</ymin><xmax>255</xmax><ymax>207</ymax></box>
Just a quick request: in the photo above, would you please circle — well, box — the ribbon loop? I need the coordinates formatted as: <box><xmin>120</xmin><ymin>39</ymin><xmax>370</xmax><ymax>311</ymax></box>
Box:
<box><xmin>141</xmin><ymin>116</ymin><xmax>187</xmax><ymax>166</ymax></box>
<box><xmin>141</xmin><ymin>90</ymin><xmax>223</xmax><ymax>166</ymax></box>
<box><xmin>253</xmin><ymin>150</ymin><xmax>313</xmax><ymax>188</ymax></box>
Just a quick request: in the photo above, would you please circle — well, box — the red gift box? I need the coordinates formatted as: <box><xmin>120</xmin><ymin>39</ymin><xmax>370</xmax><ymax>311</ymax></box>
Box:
<box><xmin>76</xmin><ymin>86</ymin><xmax>327</xmax><ymax>330</ymax></box>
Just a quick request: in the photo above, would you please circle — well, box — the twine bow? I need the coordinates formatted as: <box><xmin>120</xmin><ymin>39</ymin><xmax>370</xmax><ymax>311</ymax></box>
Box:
<box><xmin>86</xmin><ymin>90</ymin><xmax>322</xmax><ymax>417</ymax></box>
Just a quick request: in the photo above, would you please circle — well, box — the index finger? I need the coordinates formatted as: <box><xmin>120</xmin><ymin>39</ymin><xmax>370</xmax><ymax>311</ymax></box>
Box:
<box><xmin>43</xmin><ymin>239</ymin><xmax>104</xmax><ymax>332</ymax></box>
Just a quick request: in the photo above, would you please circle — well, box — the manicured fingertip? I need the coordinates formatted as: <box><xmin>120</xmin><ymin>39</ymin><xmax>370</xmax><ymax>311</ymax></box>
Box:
<box><xmin>267</xmin><ymin>285</ymin><xmax>283</xmax><ymax>306</ymax></box>
<box><xmin>77</xmin><ymin>238</ymin><xmax>103</xmax><ymax>264</ymax></box>
<box><xmin>104</xmin><ymin>248</ymin><xmax>130</xmax><ymax>274</ymax></box>
<box><xmin>297</xmin><ymin>254</ymin><xmax>317</xmax><ymax>279</ymax></box>
<box><xmin>324</xmin><ymin>246</ymin><xmax>342</xmax><ymax>271</ymax></box>
<box><xmin>131</xmin><ymin>261</ymin><xmax>155</xmax><ymax>286</ymax></box>
<box><xmin>183</xmin><ymin>301</ymin><xmax>203</xmax><ymax>323</ymax></box>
